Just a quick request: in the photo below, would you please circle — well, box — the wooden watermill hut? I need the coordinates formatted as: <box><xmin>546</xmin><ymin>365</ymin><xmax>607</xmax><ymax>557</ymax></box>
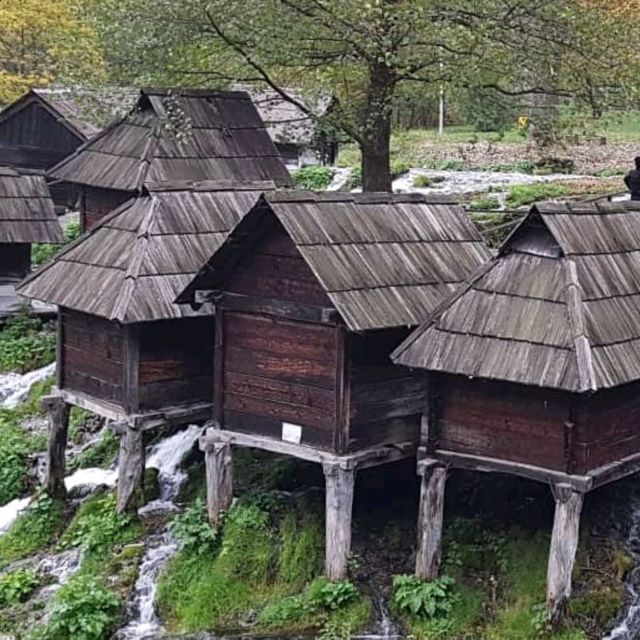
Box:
<box><xmin>0</xmin><ymin>167</ymin><xmax>62</xmax><ymax>281</ymax></box>
<box><xmin>392</xmin><ymin>201</ymin><xmax>640</xmax><ymax>621</ymax></box>
<box><xmin>0</xmin><ymin>89</ymin><xmax>99</xmax><ymax>208</ymax></box>
<box><xmin>17</xmin><ymin>180</ymin><xmax>273</xmax><ymax>511</ymax></box>
<box><xmin>176</xmin><ymin>191</ymin><xmax>491</xmax><ymax>580</ymax></box>
<box><xmin>48</xmin><ymin>88</ymin><xmax>291</xmax><ymax>232</ymax></box>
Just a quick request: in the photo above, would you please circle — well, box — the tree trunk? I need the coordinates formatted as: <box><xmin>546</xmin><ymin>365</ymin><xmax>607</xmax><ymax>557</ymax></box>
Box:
<box><xmin>43</xmin><ymin>395</ymin><xmax>70</xmax><ymax>499</ymax></box>
<box><xmin>360</xmin><ymin>63</ymin><xmax>395</xmax><ymax>192</ymax></box>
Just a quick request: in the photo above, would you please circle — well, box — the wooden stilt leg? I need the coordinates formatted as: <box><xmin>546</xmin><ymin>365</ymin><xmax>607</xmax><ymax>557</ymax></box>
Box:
<box><xmin>415</xmin><ymin>462</ymin><xmax>447</xmax><ymax>580</ymax></box>
<box><xmin>42</xmin><ymin>395</ymin><xmax>70</xmax><ymax>499</ymax></box>
<box><xmin>116</xmin><ymin>425</ymin><xmax>145</xmax><ymax>514</ymax></box>
<box><xmin>203</xmin><ymin>440</ymin><xmax>233</xmax><ymax>527</ymax></box>
<box><xmin>323</xmin><ymin>461</ymin><xmax>355</xmax><ymax>581</ymax></box>
<box><xmin>547</xmin><ymin>483</ymin><xmax>584</xmax><ymax>624</ymax></box>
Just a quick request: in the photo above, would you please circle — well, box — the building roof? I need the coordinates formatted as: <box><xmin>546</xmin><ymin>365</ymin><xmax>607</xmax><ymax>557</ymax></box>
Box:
<box><xmin>17</xmin><ymin>180</ymin><xmax>273</xmax><ymax>323</ymax></box>
<box><xmin>0</xmin><ymin>167</ymin><xmax>63</xmax><ymax>244</ymax></box>
<box><xmin>392</xmin><ymin>201</ymin><xmax>640</xmax><ymax>392</ymax></box>
<box><xmin>48</xmin><ymin>88</ymin><xmax>292</xmax><ymax>192</ymax></box>
<box><xmin>177</xmin><ymin>191</ymin><xmax>491</xmax><ymax>332</ymax></box>
<box><xmin>0</xmin><ymin>89</ymin><xmax>99</xmax><ymax>141</ymax></box>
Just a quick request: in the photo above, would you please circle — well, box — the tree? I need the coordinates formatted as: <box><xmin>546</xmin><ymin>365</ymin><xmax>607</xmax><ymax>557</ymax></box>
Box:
<box><xmin>0</xmin><ymin>0</ymin><xmax>103</xmax><ymax>104</ymax></box>
<box><xmin>90</xmin><ymin>0</ymin><xmax>640</xmax><ymax>191</ymax></box>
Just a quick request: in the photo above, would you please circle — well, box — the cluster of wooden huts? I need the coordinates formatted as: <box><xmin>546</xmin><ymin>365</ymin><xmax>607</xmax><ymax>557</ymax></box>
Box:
<box><xmin>2</xmin><ymin>84</ymin><xmax>640</xmax><ymax>623</ymax></box>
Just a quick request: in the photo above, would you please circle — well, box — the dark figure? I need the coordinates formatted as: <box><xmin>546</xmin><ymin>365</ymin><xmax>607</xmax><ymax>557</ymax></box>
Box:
<box><xmin>625</xmin><ymin>157</ymin><xmax>640</xmax><ymax>201</ymax></box>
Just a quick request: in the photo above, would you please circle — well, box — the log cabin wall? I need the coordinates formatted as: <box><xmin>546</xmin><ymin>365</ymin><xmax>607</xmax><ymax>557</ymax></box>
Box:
<box><xmin>218</xmin><ymin>217</ymin><xmax>342</xmax><ymax>451</ymax></box>
<box><xmin>433</xmin><ymin>374</ymin><xmax>572</xmax><ymax>472</ymax></box>
<box><xmin>348</xmin><ymin>329</ymin><xmax>422</xmax><ymax>451</ymax></box>
<box><xmin>0</xmin><ymin>244</ymin><xmax>31</xmax><ymax>281</ymax></box>
<box><xmin>137</xmin><ymin>317</ymin><xmax>214</xmax><ymax>412</ymax></box>
<box><xmin>80</xmin><ymin>186</ymin><xmax>132</xmax><ymax>232</ymax></box>
<box><xmin>59</xmin><ymin>308</ymin><xmax>125</xmax><ymax>407</ymax></box>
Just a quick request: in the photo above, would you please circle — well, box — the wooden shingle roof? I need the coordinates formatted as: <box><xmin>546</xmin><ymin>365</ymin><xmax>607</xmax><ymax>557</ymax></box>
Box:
<box><xmin>17</xmin><ymin>181</ymin><xmax>273</xmax><ymax>323</ymax></box>
<box><xmin>177</xmin><ymin>191</ymin><xmax>491</xmax><ymax>331</ymax></box>
<box><xmin>392</xmin><ymin>201</ymin><xmax>640</xmax><ymax>392</ymax></box>
<box><xmin>48</xmin><ymin>89</ymin><xmax>292</xmax><ymax>192</ymax></box>
<box><xmin>0</xmin><ymin>167</ymin><xmax>62</xmax><ymax>244</ymax></box>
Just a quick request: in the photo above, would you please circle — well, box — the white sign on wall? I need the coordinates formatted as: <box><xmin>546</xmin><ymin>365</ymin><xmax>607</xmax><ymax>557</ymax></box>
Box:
<box><xmin>282</xmin><ymin>422</ymin><xmax>302</xmax><ymax>444</ymax></box>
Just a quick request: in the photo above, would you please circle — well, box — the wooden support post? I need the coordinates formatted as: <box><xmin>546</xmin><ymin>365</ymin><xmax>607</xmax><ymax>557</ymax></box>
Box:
<box><xmin>323</xmin><ymin>461</ymin><xmax>355</xmax><ymax>581</ymax></box>
<box><xmin>203</xmin><ymin>439</ymin><xmax>233</xmax><ymax>528</ymax></box>
<box><xmin>415</xmin><ymin>462</ymin><xmax>447</xmax><ymax>580</ymax></box>
<box><xmin>42</xmin><ymin>395</ymin><xmax>70</xmax><ymax>499</ymax></box>
<box><xmin>116</xmin><ymin>425</ymin><xmax>145</xmax><ymax>514</ymax></box>
<box><xmin>547</xmin><ymin>484</ymin><xmax>584</xmax><ymax>624</ymax></box>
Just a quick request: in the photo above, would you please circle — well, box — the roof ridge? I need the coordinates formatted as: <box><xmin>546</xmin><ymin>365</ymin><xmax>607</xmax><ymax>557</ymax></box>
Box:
<box><xmin>110</xmin><ymin>197</ymin><xmax>159</xmax><ymax>322</ymax></box>
<box><xmin>563</xmin><ymin>257</ymin><xmax>597</xmax><ymax>392</ymax></box>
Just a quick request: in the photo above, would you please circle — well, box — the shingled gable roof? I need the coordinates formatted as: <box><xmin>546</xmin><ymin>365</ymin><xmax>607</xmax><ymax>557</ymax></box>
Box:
<box><xmin>176</xmin><ymin>191</ymin><xmax>491</xmax><ymax>332</ymax></box>
<box><xmin>0</xmin><ymin>89</ymin><xmax>99</xmax><ymax>141</ymax></box>
<box><xmin>0</xmin><ymin>167</ymin><xmax>63</xmax><ymax>244</ymax></box>
<box><xmin>48</xmin><ymin>89</ymin><xmax>292</xmax><ymax>192</ymax></box>
<box><xmin>392</xmin><ymin>200</ymin><xmax>640</xmax><ymax>392</ymax></box>
<box><xmin>17</xmin><ymin>180</ymin><xmax>274</xmax><ymax>323</ymax></box>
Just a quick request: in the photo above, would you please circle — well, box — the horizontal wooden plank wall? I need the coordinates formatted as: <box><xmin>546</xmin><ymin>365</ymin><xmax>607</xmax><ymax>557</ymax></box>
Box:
<box><xmin>81</xmin><ymin>186</ymin><xmax>132</xmax><ymax>232</ymax></box>
<box><xmin>435</xmin><ymin>374</ymin><xmax>571</xmax><ymax>471</ymax></box>
<box><xmin>0</xmin><ymin>244</ymin><xmax>31</xmax><ymax>280</ymax></box>
<box><xmin>573</xmin><ymin>382</ymin><xmax>640</xmax><ymax>473</ymax></box>
<box><xmin>348</xmin><ymin>329</ymin><xmax>421</xmax><ymax>451</ymax></box>
<box><xmin>60</xmin><ymin>308</ymin><xmax>125</xmax><ymax>405</ymax></box>
<box><xmin>137</xmin><ymin>317</ymin><xmax>214</xmax><ymax>411</ymax></box>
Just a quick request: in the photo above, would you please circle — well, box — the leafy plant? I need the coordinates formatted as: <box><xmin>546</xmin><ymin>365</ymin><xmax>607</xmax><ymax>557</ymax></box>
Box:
<box><xmin>309</xmin><ymin>578</ymin><xmax>359</xmax><ymax>611</ymax></box>
<box><xmin>32</xmin><ymin>220</ymin><xmax>82</xmax><ymax>268</ymax></box>
<box><xmin>413</xmin><ymin>174</ymin><xmax>432</xmax><ymax>188</ymax></box>
<box><xmin>0</xmin><ymin>568</ymin><xmax>39</xmax><ymax>606</ymax></box>
<box><xmin>36</xmin><ymin>575</ymin><xmax>120</xmax><ymax>640</ymax></box>
<box><xmin>293</xmin><ymin>165</ymin><xmax>334</xmax><ymax>190</ymax></box>
<box><xmin>68</xmin><ymin>429</ymin><xmax>118</xmax><ymax>471</ymax></box>
<box><xmin>0</xmin><ymin>415</ymin><xmax>30</xmax><ymax>504</ymax></box>
<box><xmin>348</xmin><ymin>166</ymin><xmax>362</xmax><ymax>189</ymax></box>
<box><xmin>469</xmin><ymin>195</ymin><xmax>501</xmax><ymax>211</ymax></box>
<box><xmin>393</xmin><ymin>574</ymin><xmax>457</xmax><ymax>619</ymax></box>
<box><xmin>390</xmin><ymin>160</ymin><xmax>411</xmax><ymax>179</ymax></box>
<box><xmin>505</xmin><ymin>182</ymin><xmax>571</xmax><ymax>208</ymax></box>
<box><xmin>0</xmin><ymin>310</ymin><xmax>56</xmax><ymax>373</ymax></box>
<box><xmin>170</xmin><ymin>498</ymin><xmax>219</xmax><ymax>554</ymax></box>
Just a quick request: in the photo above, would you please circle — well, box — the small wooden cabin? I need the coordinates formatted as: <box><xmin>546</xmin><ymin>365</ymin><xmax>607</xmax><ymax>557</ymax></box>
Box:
<box><xmin>0</xmin><ymin>89</ymin><xmax>99</xmax><ymax>208</ymax></box>
<box><xmin>48</xmin><ymin>88</ymin><xmax>292</xmax><ymax>232</ymax></box>
<box><xmin>177</xmin><ymin>191</ymin><xmax>491</xmax><ymax>579</ymax></box>
<box><xmin>0</xmin><ymin>167</ymin><xmax>62</xmax><ymax>281</ymax></box>
<box><xmin>17</xmin><ymin>181</ymin><xmax>272</xmax><ymax>511</ymax></box>
<box><xmin>392</xmin><ymin>201</ymin><xmax>640</xmax><ymax>620</ymax></box>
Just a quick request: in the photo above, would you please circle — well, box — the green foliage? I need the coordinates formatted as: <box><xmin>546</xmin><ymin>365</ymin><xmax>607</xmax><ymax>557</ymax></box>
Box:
<box><xmin>32</xmin><ymin>221</ymin><xmax>83</xmax><ymax>268</ymax></box>
<box><xmin>393</xmin><ymin>574</ymin><xmax>457</xmax><ymax>619</ymax></box>
<box><xmin>348</xmin><ymin>166</ymin><xmax>362</xmax><ymax>189</ymax></box>
<box><xmin>505</xmin><ymin>182</ymin><xmax>572</xmax><ymax>208</ymax></box>
<box><xmin>457</xmin><ymin>86</ymin><xmax>517</xmax><ymax>133</ymax></box>
<box><xmin>468</xmin><ymin>195</ymin><xmax>501</xmax><ymax>211</ymax></box>
<box><xmin>170</xmin><ymin>498</ymin><xmax>219</xmax><ymax>554</ymax></box>
<box><xmin>390</xmin><ymin>160</ymin><xmax>411</xmax><ymax>179</ymax></box>
<box><xmin>0</xmin><ymin>493</ymin><xmax>63</xmax><ymax>565</ymax></box>
<box><xmin>277</xmin><ymin>511</ymin><xmax>323</xmax><ymax>589</ymax></box>
<box><xmin>571</xmin><ymin>587</ymin><xmax>623</xmax><ymax>626</ymax></box>
<box><xmin>293</xmin><ymin>166</ymin><xmax>334</xmax><ymax>190</ymax></box>
<box><xmin>308</xmin><ymin>578</ymin><xmax>359</xmax><ymax>611</ymax></box>
<box><xmin>0</xmin><ymin>568</ymin><xmax>39</xmax><ymax>606</ymax></box>
<box><xmin>61</xmin><ymin>493</ymin><xmax>141</xmax><ymax>555</ymax></box>
<box><xmin>413</xmin><ymin>174</ymin><xmax>432</xmax><ymax>188</ymax></box>
<box><xmin>68</xmin><ymin>429</ymin><xmax>118</xmax><ymax>471</ymax></box>
<box><xmin>0</xmin><ymin>415</ymin><xmax>30</xmax><ymax>505</ymax></box>
<box><xmin>34</xmin><ymin>575</ymin><xmax>120</xmax><ymax>640</ymax></box>
<box><xmin>0</xmin><ymin>310</ymin><xmax>55</xmax><ymax>373</ymax></box>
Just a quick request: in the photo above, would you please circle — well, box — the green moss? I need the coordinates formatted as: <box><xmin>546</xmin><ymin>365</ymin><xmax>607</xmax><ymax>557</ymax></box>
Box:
<box><xmin>413</xmin><ymin>174</ymin><xmax>432</xmax><ymax>188</ymax></box>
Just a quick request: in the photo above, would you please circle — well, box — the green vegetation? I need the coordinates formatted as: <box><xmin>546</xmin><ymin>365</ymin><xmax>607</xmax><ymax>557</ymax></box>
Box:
<box><xmin>469</xmin><ymin>195</ymin><xmax>501</xmax><ymax>211</ymax></box>
<box><xmin>413</xmin><ymin>174</ymin><xmax>432</xmax><ymax>188</ymax></box>
<box><xmin>0</xmin><ymin>494</ymin><xmax>64</xmax><ymax>566</ymax></box>
<box><xmin>0</xmin><ymin>569</ymin><xmax>39</xmax><ymax>607</ymax></box>
<box><xmin>393</xmin><ymin>574</ymin><xmax>457</xmax><ymax>619</ymax></box>
<box><xmin>32</xmin><ymin>221</ymin><xmax>82</xmax><ymax>268</ymax></box>
<box><xmin>68</xmin><ymin>429</ymin><xmax>118</xmax><ymax>471</ymax></box>
<box><xmin>505</xmin><ymin>182</ymin><xmax>573</xmax><ymax>208</ymax></box>
<box><xmin>292</xmin><ymin>165</ymin><xmax>334</xmax><ymax>190</ymax></box>
<box><xmin>0</xmin><ymin>310</ymin><xmax>56</xmax><ymax>373</ymax></box>
<box><xmin>157</xmin><ymin>499</ymin><xmax>369</xmax><ymax>635</ymax></box>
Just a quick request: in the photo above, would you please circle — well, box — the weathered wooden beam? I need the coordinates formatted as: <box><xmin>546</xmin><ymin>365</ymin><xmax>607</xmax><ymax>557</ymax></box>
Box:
<box><xmin>434</xmin><ymin>449</ymin><xmax>592</xmax><ymax>492</ymax></box>
<box><xmin>42</xmin><ymin>394</ymin><xmax>70</xmax><ymax>499</ymax></box>
<box><xmin>323</xmin><ymin>461</ymin><xmax>355</xmax><ymax>581</ymax></box>
<box><xmin>59</xmin><ymin>389</ymin><xmax>125</xmax><ymax>423</ymax></box>
<box><xmin>123</xmin><ymin>325</ymin><xmax>140</xmax><ymax>414</ymax></box>
<box><xmin>415</xmin><ymin>461</ymin><xmax>447</xmax><ymax>580</ymax></box>
<box><xmin>588</xmin><ymin>448</ymin><xmax>640</xmax><ymax>489</ymax></box>
<box><xmin>547</xmin><ymin>484</ymin><xmax>584</xmax><ymax>624</ymax></box>
<box><xmin>116</xmin><ymin>425</ymin><xmax>145</xmax><ymax>514</ymax></box>
<box><xmin>201</xmin><ymin>438</ymin><xmax>233</xmax><ymax>527</ymax></box>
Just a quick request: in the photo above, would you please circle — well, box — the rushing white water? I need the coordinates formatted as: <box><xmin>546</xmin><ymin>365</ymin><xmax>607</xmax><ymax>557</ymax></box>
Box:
<box><xmin>603</xmin><ymin>493</ymin><xmax>640</xmax><ymax>639</ymax></box>
<box><xmin>116</xmin><ymin>425</ymin><xmax>202</xmax><ymax>640</ymax></box>
<box><xmin>0</xmin><ymin>496</ymin><xmax>31</xmax><ymax>532</ymax></box>
<box><xmin>1</xmin><ymin>362</ymin><xmax>56</xmax><ymax>408</ymax></box>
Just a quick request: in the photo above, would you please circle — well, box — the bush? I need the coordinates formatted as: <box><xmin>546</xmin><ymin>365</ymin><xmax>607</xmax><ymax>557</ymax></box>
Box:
<box><xmin>413</xmin><ymin>174</ymin><xmax>432</xmax><ymax>188</ymax></box>
<box><xmin>32</xmin><ymin>220</ymin><xmax>82</xmax><ymax>268</ymax></box>
<box><xmin>61</xmin><ymin>493</ymin><xmax>140</xmax><ymax>555</ymax></box>
<box><xmin>0</xmin><ymin>568</ymin><xmax>39</xmax><ymax>606</ymax></box>
<box><xmin>0</xmin><ymin>310</ymin><xmax>56</xmax><ymax>373</ymax></box>
<box><xmin>0</xmin><ymin>416</ymin><xmax>30</xmax><ymax>505</ymax></box>
<box><xmin>469</xmin><ymin>196</ymin><xmax>501</xmax><ymax>211</ymax></box>
<box><xmin>391</xmin><ymin>160</ymin><xmax>411</xmax><ymax>179</ymax></box>
<box><xmin>308</xmin><ymin>578</ymin><xmax>359</xmax><ymax>611</ymax></box>
<box><xmin>170</xmin><ymin>498</ymin><xmax>219</xmax><ymax>554</ymax></box>
<box><xmin>293</xmin><ymin>166</ymin><xmax>334</xmax><ymax>190</ymax></box>
<box><xmin>348</xmin><ymin>166</ymin><xmax>362</xmax><ymax>189</ymax></box>
<box><xmin>393</xmin><ymin>574</ymin><xmax>457</xmax><ymax>619</ymax></box>
<box><xmin>35</xmin><ymin>575</ymin><xmax>120</xmax><ymax>640</ymax></box>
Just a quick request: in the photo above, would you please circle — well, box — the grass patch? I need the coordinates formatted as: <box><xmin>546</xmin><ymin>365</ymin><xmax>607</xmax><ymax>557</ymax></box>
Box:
<box><xmin>293</xmin><ymin>166</ymin><xmax>334</xmax><ymax>190</ymax></box>
<box><xmin>505</xmin><ymin>182</ymin><xmax>572</xmax><ymax>207</ymax></box>
<box><xmin>0</xmin><ymin>493</ymin><xmax>64</xmax><ymax>566</ymax></box>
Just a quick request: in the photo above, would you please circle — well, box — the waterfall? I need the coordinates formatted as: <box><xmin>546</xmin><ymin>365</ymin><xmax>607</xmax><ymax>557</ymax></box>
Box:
<box><xmin>0</xmin><ymin>363</ymin><xmax>55</xmax><ymax>408</ymax></box>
